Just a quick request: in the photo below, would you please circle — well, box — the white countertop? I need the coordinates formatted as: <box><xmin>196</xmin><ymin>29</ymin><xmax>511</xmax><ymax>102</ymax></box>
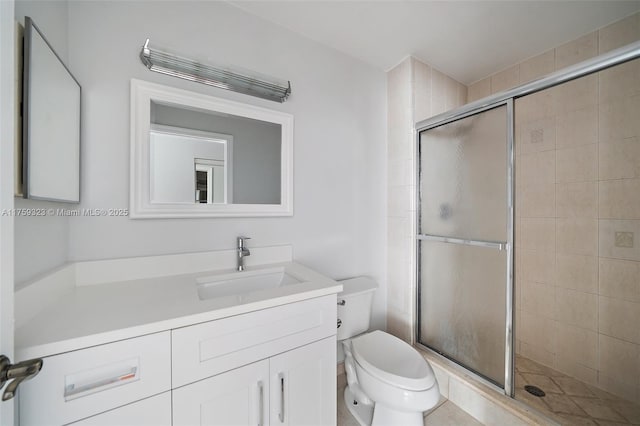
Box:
<box><xmin>16</xmin><ymin>256</ymin><xmax>342</xmax><ymax>360</ymax></box>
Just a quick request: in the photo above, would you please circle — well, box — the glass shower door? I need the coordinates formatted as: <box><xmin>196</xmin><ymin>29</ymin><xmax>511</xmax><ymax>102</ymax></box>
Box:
<box><xmin>417</xmin><ymin>103</ymin><xmax>513</xmax><ymax>390</ymax></box>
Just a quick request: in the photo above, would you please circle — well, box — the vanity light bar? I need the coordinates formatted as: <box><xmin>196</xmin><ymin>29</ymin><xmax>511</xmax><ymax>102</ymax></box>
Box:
<box><xmin>139</xmin><ymin>39</ymin><xmax>292</xmax><ymax>103</ymax></box>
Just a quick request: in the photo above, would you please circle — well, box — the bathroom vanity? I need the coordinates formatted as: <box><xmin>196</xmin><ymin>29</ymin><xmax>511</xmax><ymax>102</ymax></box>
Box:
<box><xmin>15</xmin><ymin>245</ymin><xmax>341</xmax><ymax>425</ymax></box>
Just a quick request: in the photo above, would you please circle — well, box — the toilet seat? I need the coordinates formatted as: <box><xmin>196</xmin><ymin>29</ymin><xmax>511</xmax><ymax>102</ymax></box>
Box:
<box><xmin>351</xmin><ymin>330</ymin><xmax>436</xmax><ymax>391</ymax></box>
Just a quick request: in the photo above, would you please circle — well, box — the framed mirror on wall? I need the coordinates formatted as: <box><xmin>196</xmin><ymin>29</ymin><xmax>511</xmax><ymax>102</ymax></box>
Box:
<box><xmin>22</xmin><ymin>16</ymin><xmax>81</xmax><ymax>203</ymax></box>
<box><xmin>130</xmin><ymin>79</ymin><xmax>294</xmax><ymax>218</ymax></box>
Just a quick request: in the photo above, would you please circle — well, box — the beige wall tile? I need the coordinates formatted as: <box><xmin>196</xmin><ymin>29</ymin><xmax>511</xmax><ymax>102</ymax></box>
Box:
<box><xmin>599</xmin><ymin>12</ymin><xmax>640</xmax><ymax>54</ymax></box>
<box><xmin>556</xmin><ymin>182</ymin><xmax>597</xmax><ymax>218</ymax></box>
<box><xmin>556</xmin><ymin>253</ymin><xmax>598</xmax><ymax>293</ymax></box>
<box><xmin>387</xmin><ymin>307</ymin><xmax>412</xmax><ymax>343</ymax></box>
<box><xmin>556</xmin><ymin>144</ymin><xmax>597</xmax><ymax>183</ymax></box>
<box><xmin>555</xmin><ymin>354</ymin><xmax>598</xmax><ymax>385</ymax></box>
<box><xmin>599</xmin><ymin>60</ymin><xmax>640</xmax><ymax>104</ymax></box>
<box><xmin>599</xmin><ymin>137</ymin><xmax>640</xmax><ymax>181</ymax></box>
<box><xmin>598</xmin><ymin>334</ymin><xmax>640</xmax><ymax>386</ymax></box>
<box><xmin>387</xmin><ymin>158</ymin><xmax>412</xmax><ymax>187</ymax></box>
<box><xmin>556</xmin><ymin>287</ymin><xmax>598</xmax><ymax>330</ymax></box>
<box><xmin>412</xmin><ymin>58</ymin><xmax>432</xmax><ymax>123</ymax></box>
<box><xmin>519</xmin><ymin>50</ymin><xmax>555</xmax><ymax>84</ymax></box>
<box><xmin>388</xmin><ymin>216</ymin><xmax>412</xmax><ymax>254</ymax></box>
<box><xmin>599</xmin><ymin>178</ymin><xmax>640</xmax><ymax>219</ymax></box>
<box><xmin>444</xmin><ymin>76</ymin><xmax>460</xmax><ymax>112</ymax></box>
<box><xmin>599</xmin><ymin>219</ymin><xmax>640</xmax><ymax>261</ymax></box>
<box><xmin>431</xmin><ymin>68</ymin><xmax>447</xmax><ymax>116</ymax></box>
<box><xmin>467</xmin><ymin>78</ymin><xmax>490</xmax><ymax>103</ymax></box>
<box><xmin>555</xmin><ymin>74</ymin><xmax>598</xmax><ymax>114</ymax></box>
<box><xmin>521</xmin><ymin>218</ymin><xmax>555</xmax><ymax>251</ymax></box>
<box><xmin>556</xmin><ymin>105</ymin><xmax>598</xmax><ymax>149</ymax></box>
<box><xmin>599</xmin><ymin>296</ymin><xmax>640</xmax><ymax>344</ymax></box>
<box><xmin>457</xmin><ymin>83</ymin><xmax>467</xmax><ymax>108</ymax></box>
<box><xmin>387</xmin><ymin>125</ymin><xmax>413</xmax><ymax>160</ymax></box>
<box><xmin>520</xmin><ymin>341</ymin><xmax>556</xmax><ymax>368</ymax></box>
<box><xmin>518</xmin><ymin>183</ymin><xmax>555</xmax><ymax>218</ymax></box>
<box><xmin>515</xmin><ymin>303</ymin><xmax>522</xmax><ymax>338</ymax></box>
<box><xmin>387</xmin><ymin>185</ymin><xmax>412</xmax><ymax>218</ymax></box>
<box><xmin>521</xmin><ymin>248</ymin><xmax>555</xmax><ymax>285</ymax></box>
<box><xmin>599</xmin><ymin>95</ymin><xmax>640</xmax><ymax>144</ymax></box>
<box><xmin>387</xmin><ymin>58</ymin><xmax>412</xmax><ymax>128</ymax></box>
<box><xmin>599</xmin><ymin>258</ymin><xmax>640</xmax><ymax>302</ymax></box>
<box><xmin>519</xmin><ymin>150</ymin><xmax>556</xmax><ymax>185</ymax></box>
<box><xmin>521</xmin><ymin>280</ymin><xmax>556</xmax><ymax>320</ymax></box>
<box><xmin>520</xmin><ymin>311</ymin><xmax>556</xmax><ymax>353</ymax></box>
<box><xmin>517</xmin><ymin>117</ymin><xmax>556</xmax><ymax>155</ymax></box>
<box><xmin>597</xmin><ymin>373</ymin><xmax>639</xmax><ymax>403</ymax></box>
<box><xmin>515</xmin><ymin>89</ymin><xmax>555</xmax><ymax>124</ymax></box>
<box><xmin>555</xmin><ymin>32</ymin><xmax>598</xmax><ymax>70</ymax></box>
<box><xmin>556</xmin><ymin>322</ymin><xmax>598</xmax><ymax>369</ymax></box>
<box><xmin>491</xmin><ymin>64</ymin><xmax>519</xmax><ymax>94</ymax></box>
<box><xmin>557</xmin><ymin>217</ymin><xmax>598</xmax><ymax>256</ymax></box>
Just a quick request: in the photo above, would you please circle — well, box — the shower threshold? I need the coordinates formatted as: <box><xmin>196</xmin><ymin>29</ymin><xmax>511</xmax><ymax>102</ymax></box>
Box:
<box><xmin>514</xmin><ymin>355</ymin><xmax>640</xmax><ymax>425</ymax></box>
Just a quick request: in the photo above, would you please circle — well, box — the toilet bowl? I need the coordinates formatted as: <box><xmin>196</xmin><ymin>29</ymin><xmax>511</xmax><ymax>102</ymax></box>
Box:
<box><xmin>338</xmin><ymin>278</ymin><xmax>440</xmax><ymax>426</ymax></box>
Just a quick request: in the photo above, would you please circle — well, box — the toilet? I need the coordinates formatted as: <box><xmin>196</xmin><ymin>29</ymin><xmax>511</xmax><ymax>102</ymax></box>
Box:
<box><xmin>338</xmin><ymin>277</ymin><xmax>440</xmax><ymax>426</ymax></box>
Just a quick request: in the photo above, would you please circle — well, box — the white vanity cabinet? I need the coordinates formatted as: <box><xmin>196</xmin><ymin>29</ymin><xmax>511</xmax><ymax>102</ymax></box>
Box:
<box><xmin>173</xmin><ymin>337</ymin><xmax>336</xmax><ymax>426</ymax></box>
<box><xmin>269</xmin><ymin>337</ymin><xmax>336</xmax><ymax>426</ymax></box>
<box><xmin>70</xmin><ymin>392</ymin><xmax>172</xmax><ymax>426</ymax></box>
<box><xmin>19</xmin><ymin>332</ymin><xmax>172</xmax><ymax>426</ymax></box>
<box><xmin>173</xmin><ymin>295</ymin><xmax>337</xmax><ymax>425</ymax></box>
<box><xmin>173</xmin><ymin>360</ymin><xmax>270</xmax><ymax>426</ymax></box>
<box><xmin>19</xmin><ymin>294</ymin><xmax>338</xmax><ymax>426</ymax></box>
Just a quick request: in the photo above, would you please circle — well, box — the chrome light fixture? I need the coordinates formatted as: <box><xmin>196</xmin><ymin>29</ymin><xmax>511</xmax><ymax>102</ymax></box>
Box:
<box><xmin>139</xmin><ymin>39</ymin><xmax>292</xmax><ymax>103</ymax></box>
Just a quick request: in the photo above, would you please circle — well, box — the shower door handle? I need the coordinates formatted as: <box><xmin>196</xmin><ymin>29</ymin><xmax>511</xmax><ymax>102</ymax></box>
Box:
<box><xmin>417</xmin><ymin>233</ymin><xmax>507</xmax><ymax>251</ymax></box>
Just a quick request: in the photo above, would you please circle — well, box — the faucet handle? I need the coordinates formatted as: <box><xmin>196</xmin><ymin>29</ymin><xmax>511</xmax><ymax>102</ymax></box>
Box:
<box><xmin>237</xmin><ymin>236</ymin><xmax>251</xmax><ymax>247</ymax></box>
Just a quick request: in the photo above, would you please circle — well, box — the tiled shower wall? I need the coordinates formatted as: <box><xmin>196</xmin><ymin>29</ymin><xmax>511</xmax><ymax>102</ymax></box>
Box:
<box><xmin>386</xmin><ymin>57</ymin><xmax>467</xmax><ymax>343</ymax></box>
<box><xmin>469</xmin><ymin>13</ymin><xmax>640</xmax><ymax>403</ymax></box>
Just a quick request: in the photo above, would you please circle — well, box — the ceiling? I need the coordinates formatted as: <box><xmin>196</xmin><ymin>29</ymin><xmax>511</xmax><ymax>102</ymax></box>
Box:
<box><xmin>229</xmin><ymin>1</ymin><xmax>640</xmax><ymax>84</ymax></box>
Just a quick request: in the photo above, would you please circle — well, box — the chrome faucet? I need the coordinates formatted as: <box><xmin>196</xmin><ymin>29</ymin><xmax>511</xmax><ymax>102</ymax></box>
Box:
<box><xmin>237</xmin><ymin>236</ymin><xmax>251</xmax><ymax>271</ymax></box>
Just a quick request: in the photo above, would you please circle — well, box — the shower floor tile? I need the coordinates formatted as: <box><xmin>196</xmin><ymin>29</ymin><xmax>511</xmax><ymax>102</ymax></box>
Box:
<box><xmin>515</xmin><ymin>355</ymin><xmax>640</xmax><ymax>425</ymax></box>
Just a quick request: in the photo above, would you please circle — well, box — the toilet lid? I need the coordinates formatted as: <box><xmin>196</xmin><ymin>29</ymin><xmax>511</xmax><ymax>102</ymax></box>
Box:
<box><xmin>352</xmin><ymin>330</ymin><xmax>436</xmax><ymax>391</ymax></box>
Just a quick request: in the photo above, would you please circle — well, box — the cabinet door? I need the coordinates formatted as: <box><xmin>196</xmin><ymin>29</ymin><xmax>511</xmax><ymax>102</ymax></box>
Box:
<box><xmin>173</xmin><ymin>359</ymin><xmax>269</xmax><ymax>426</ymax></box>
<box><xmin>70</xmin><ymin>392</ymin><xmax>171</xmax><ymax>426</ymax></box>
<box><xmin>270</xmin><ymin>337</ymin><xmax>336</xmax><ymax>426</ymax></box>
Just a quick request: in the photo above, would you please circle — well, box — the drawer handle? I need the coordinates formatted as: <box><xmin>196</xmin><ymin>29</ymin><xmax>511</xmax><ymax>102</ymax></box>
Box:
<box><xmin>279</xmin><ymin>373</ymin><xmax>285</xmax><ymax>423</ymax></box>
<box><xmin>64</xmin><ymin>365</ymin><xmax>139</xmax><ymax>401</ymax></box>
<box><xmin>257</xmin><ymin>381</ymin><xmax>264</xmax><ymax>426</ymax></box>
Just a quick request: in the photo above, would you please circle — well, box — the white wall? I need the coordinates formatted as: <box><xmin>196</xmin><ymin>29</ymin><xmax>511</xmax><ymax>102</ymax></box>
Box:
<box><xmin>64</xmin><ymin>1</ymin><xmax>387</xmax><ymax>329</ymax></box>
<box><xmin>14</xmin><ymin>0</ymin><xmax>70</xmax><ymax>283</ymax></box>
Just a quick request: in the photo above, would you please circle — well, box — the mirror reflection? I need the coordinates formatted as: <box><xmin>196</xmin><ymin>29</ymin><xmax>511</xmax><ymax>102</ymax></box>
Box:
<box><xmin>149</xmin><ymin>101</ymin><xmax>282</xmax><ymax>205</ymax></box>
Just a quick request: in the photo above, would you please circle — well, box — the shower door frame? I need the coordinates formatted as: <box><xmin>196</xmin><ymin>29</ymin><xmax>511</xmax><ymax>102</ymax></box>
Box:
<box><xmin>413</xmin><ymin>40</ymin><xmax>640</xmax><ymax>399</ymax></box>
<box><xmin>415</xmin><ymin>99</ymin><xmax>515</xmax><ymax>396</ymax></box>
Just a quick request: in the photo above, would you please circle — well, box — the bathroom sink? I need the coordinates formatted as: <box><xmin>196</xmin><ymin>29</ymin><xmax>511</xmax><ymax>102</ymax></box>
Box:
<box><xmin>196</xmin><ymin>266</ymin><xmax>302</xmax><ymax>300</ymax></box>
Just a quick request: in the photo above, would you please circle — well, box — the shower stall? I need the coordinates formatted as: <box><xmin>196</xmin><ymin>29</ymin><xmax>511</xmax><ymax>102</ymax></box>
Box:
<box><xmin>416</xmin><ymin>41</ymin><xmax>640</xmax><ymax>423</ymax></box>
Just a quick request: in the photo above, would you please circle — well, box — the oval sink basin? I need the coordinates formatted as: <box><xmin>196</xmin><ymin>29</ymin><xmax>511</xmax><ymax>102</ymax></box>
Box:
<box><xmin>196</xmin><ymin>266</ymin><xmax>302</xmax><ymax>300</ymax></box>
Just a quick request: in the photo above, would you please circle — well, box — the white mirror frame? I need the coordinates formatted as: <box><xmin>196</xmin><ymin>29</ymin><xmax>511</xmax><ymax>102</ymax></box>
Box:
<box><xmin>130</xmin><ymin>79</ymin><xmax>293</xmax><ymax>218</ymax></box>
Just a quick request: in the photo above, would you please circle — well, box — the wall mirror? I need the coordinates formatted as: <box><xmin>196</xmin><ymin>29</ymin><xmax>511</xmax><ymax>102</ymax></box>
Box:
<box><xmin>130</xmin><ymin>79</ymin><xmax>293</xmax><ymax>218</ymax></box>
<box><xmin>22</xmin><ymin>16</ymin><xmax>81</xmax><ymax>203</ymax></box>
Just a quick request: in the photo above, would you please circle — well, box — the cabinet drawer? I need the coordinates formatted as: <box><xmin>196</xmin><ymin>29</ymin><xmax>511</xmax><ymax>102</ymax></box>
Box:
<box><xmin>20</xmin><ymin>332</ymin><xmax>171</xmax><ymax>426</ymax></box>
<box><xmin>172</xmin><ymin>295</ymin><xmax>337</xmax><ymax>387</ymax></box>
<box><xmin>70</xmin><ymin>392</ymin><xmax>171</xmax><ymax>426</ymax></box>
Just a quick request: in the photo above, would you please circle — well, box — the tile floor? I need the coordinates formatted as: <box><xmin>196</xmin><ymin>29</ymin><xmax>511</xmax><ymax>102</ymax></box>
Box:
<box><xmin>337</xmin><ymin>373</ymin><xmax>482</xmax><ymax>426</ymax></box>
<box><xmin>515</xmin><ymin>355</ymin><xmax>640</xmax><ymax>425</ymax></box>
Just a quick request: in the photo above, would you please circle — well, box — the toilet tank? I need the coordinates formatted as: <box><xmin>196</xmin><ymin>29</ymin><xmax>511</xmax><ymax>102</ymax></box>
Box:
<box><xmin>336</xmin><ymin>277</ymin><xmax>377</xmax><ymax>341</ymax></box>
